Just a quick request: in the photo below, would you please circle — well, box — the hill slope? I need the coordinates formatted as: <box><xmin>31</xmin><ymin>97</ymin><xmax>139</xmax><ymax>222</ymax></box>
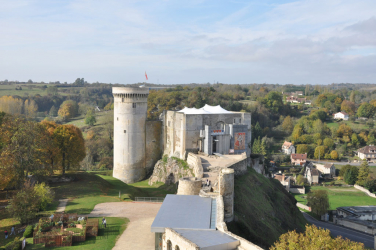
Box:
<box><xmin>227</xmin><ymin>169</ymin><xmax>307</xmax><ymax>249</ymax></box>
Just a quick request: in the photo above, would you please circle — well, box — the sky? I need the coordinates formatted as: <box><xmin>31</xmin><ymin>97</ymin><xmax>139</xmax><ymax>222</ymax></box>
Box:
<box><xmin>1</xmin><ymin>0</ymin><xmax>376</xmax><ymax>85</ymax></box>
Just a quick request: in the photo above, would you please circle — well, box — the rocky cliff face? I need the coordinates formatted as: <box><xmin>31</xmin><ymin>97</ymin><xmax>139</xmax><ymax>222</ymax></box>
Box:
<box><xmin>148</xmin><ymin>157</ymin><xmax>195</xmax><ymax>185</ymax></box>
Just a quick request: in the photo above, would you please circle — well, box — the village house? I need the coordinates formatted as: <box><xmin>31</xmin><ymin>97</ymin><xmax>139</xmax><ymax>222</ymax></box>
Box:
<box><xmin>305</xmin><ymin>165</ymin><xmax>320</xmax><ymax>185</ymax></box>
<box><xmin>291</xmin><ymin>153</ymin><xmax>307</xmax><ymax>166</ymax></box>
<box><xmin>304</xmin><ymin>100</ymin><xmax>312</xmax><ymax>105</ymax></box>
<box><xmin>282</xmin><ymin>141</ymin><xmax>295</xmax><ymax>155</ymax></box>
<box><xmin>290</xmin><ymin>154</ymin><xmax>307</xmax><ymax>166</ymax></box>
<box><xmin>286</xmin><ymin>96</ymin><xmax>306</xmax><ymax>104</ymax></box>
<box><xmin>357</xmin><ymin>145</ymin><xmax>376</xmax><ymax>161</ymax></box>
<box><xmin>273</xmin><ymin>173</ymin><xmax>291</xmax><ymax>192</ymax></box>
<box><xmin>315</xmin><ymin>163</ymin><xmax>336</xmax><ymax>178</ymax></box>
<box><xmin>334</xmin><ymin>111</ymin><xmax>349</xmax><ymax>120</ymax></box>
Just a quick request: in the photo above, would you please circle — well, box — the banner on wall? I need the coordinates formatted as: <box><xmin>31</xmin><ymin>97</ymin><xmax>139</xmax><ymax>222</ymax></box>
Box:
<box><xmin>234</xmin><ymin>132</ymin><xmax>245</xmax><ymax>150</ymax></box>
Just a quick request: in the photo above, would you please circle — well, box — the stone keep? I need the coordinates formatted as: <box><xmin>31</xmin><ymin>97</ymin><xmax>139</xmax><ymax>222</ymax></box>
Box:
<box><xmin>112</xmin><ymin>87</ymin><xmax>149</xmax><ymax>184</ymax></box>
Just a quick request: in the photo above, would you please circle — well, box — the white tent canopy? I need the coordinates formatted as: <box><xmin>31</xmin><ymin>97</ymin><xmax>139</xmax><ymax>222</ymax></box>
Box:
<box><xmin>178</xmin><ymin>104</ymin><xmax>233</xmax><ymax>114</ymax></box>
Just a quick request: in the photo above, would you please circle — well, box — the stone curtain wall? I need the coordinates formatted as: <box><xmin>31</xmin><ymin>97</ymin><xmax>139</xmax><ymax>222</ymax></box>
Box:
<box><xmin>296</xmin><ymin>202</ymin><xmax>311</xmax><ymax>211</ymax></box>
<box><xmin>354</xmin><ymin>184</ymin><xmax>376</xmax><ymax>198</ymax></box>
<box><xmin>226</xmin><ymin>152</ymin><xmax>248</xmax><ymax>176</ymax></box>
<box><xmin>164</xmin><ymin>228</ymin><xmax>199</xmax><ymax>250</ymax></box>
<box><xmin>290</xmin><ymin>186</ymin><xmax>305</xmax><ymax>194</ymax></box>
<box><xmin>177</xmin><ymin>177</ymin><xmax>202</xmax><ymax>195</ymax></box>
<box><xmin>146</xmin><ymin>121</ymin><xmax>163</xmax><ymax>175</ymax></box>
<box><xmin>334</xmin><ymin>218</ymin><xmax>376</xmax><ymax>234</ymax></box>
<box><xmin>186</xmin><ymin>153</ymin><xmax>204</xmax><ymax>178</ymax></box>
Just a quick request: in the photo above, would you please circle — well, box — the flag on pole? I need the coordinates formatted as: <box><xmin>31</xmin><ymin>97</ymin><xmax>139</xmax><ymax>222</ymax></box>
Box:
<box><xmin>145</xmin><ymin>71</ymin><xmax>148</xmax><ymax>81</ymax></box>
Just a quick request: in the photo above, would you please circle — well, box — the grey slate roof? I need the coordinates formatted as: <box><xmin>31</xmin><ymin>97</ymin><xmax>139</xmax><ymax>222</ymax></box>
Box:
<box><xmin>174</xmin><ymin>229</ymin><xmax>239</xmax><ymax>250</ymax></box>
<box><xmin>151</xmin><ymin>194</ymin><xmax>213</xmax><ymax>233</ymax></box>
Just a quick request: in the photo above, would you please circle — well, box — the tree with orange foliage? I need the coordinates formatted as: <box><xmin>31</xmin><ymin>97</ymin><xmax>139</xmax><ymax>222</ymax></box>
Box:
<box><xmin>341</xmin><ymin>100</ymin><xmax>356</xmax><ymax>115</ymax></box>
<box><xmin>40</xmin><ymin>121</ymin><xmax>62</xmax><ymax>170</ymax></box>
<box><xmin>53</xmin><ymin>124</ymin><xmax>86</xmax><ymax>174</ymax></box>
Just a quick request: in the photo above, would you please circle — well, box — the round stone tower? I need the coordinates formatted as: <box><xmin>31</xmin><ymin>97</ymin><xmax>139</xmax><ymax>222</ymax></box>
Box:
<box><xmin>112</xmin><ymin>87</ymin><xmax>149</xmax><ymax>184</ymax></box>
<box><xmin>177</xmin><ymin>177</ymin><xmax>202</xmax><ymax>195</ymax></box>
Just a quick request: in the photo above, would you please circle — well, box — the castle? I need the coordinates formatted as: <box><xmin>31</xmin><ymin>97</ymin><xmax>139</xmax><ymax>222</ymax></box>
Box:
<box><xmin>112</xmin><ymin>87</ymin><xmax>252</xmax><ymax>184</ymax></box>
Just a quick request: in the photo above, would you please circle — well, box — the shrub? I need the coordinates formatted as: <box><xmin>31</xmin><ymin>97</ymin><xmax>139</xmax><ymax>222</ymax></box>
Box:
<box><xmin>4</xmin><ymin>237</ymin><xmax>21</xmax><ymax>250</ymax></box>
<box><xmin>23</xmin><ymin>225</ymin><xmax>33</xmax><ymax>238</ymax></box>
<box><xmin>162</xmin><ymin>155</ymin><xmax>168</xmax><ymax>163</ymax></box>
<box><xmin>34</xmin><ymin>182</ymin><xmax>55</xmax><ymax>211</ymax></box>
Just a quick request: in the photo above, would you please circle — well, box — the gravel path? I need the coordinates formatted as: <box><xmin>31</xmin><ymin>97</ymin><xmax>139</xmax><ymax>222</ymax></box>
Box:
<box><xmin>56</xmin><ymin>199</ymin><xmax>68</xmax><ymax>212</ymax></box>
<box><xmin>88</xmin><ymin>202</ymin><xmax>162</xmax><ymax>250</ymax></box>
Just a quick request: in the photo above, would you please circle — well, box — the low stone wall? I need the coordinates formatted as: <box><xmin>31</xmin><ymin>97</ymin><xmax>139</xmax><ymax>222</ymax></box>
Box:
<box><xmin>354</xmin><ymin>184</ymin><xmax>376</xmax><ymax>198</ymax></box>
<box><xmin>177</xmin><ymin>177</ymin><xmax>202</xmax><ymax>195</ymax></box>
<box><xmin>164</xmin><ymin>228</ymin><xmax>199</xmax><ymax>250</ymax></box>
<box><xmin>226</xmin><ymin>153</ymin><xmax>248</xmax><ymax>176</ymax></box>
<box><xmin>290</xmin><ymin>186</ymin><xmax>305</xmax><ymax>194</ymax></box>
<box><xmin>296</xmin><ymin>202</ymin><xmax>311</xmax><ymax>211</ymax></box>
<box><xmin>215</xmin><ymin>196</ymin><xmax>264</xmax><ymax>250</ymax></box>
<box><xmin>334</xmin><ymin>218</ymin><xmax>376</xmax><ymax>234</ymax></box>
<box><xmin>186</xmin><ymin>153</ymin><xmax>204</xmax><ymax>178</ymax></box>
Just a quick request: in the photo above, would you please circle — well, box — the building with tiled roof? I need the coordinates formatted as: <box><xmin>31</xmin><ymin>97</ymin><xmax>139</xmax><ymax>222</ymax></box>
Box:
<box><xmin>282</xmin><ymin>141</ymin><xmax>295</xmax><ymax>155</ymax></box>
<box><xmin>315</xmin><ymin>163</ymin><xmax>336</xmax><ymax>177</ymax></box>
<box><xmin>291</xmin><ymin>153</ymin><xmax>307</xmax><ymax>166</ymax></box>
<box><xmin>357</xmin><ymin>145</ymin><xmax>376</xmax><ymax>161</ymax></box>
<box><xmin>273</xmin><ymin>173</ymin><xmax>291</xmax><ymax>192</ymax></box>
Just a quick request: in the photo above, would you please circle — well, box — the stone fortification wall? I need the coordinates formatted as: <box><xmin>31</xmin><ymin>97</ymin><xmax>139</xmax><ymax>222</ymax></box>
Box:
<box><xmin>334</xmin><ymin>218</ymin><xmax>376</xmax><ymax>234</ymax></box>
<box><xmin>296</xmin><ymin>202</ymin><xmax>311</xmax><ymax>211</ymax></box>
<box><xmin>354</xmin><ymin>184</ymin><xmax>376</xmax><ymax>198</ymax></box>
<box><xmin>215</xmin><ymin>196</ymin><xmax>264</xmax><ymax>250</ymax></box>
<box><xmin>148</xmin><ymin>157</ymin><xmax>195</xmax><ymax>185</ymax></box>
<box><xmin>226</xmin><ymin>152</ymin><xmax>248</xmax><ymax>176</ymax></box>
<box><xmin>177</xmin><ymin>177</ymin><xmax>202</xmax><ymax>195</ymax></box>
<box><xmin>145</xmin><ymin>121</ymin><xmax>163</xmax><ymax>175</ymax></box>
<box><xmin>290</xmin><ymin>186</ymin><xmax>305</xmax><ymax>194</ymax></box>
<box><xmin>219</xmin><ymin>168</ymin><xmax>235</xmax><ymax>222</ymax></box>
<box><xmin>186</xmin><ymin>153</ymin><xmax>204</xmax><ymax>178</ymax></box>
<box><xmin>163</xmin><ymin>228</ymin><xmax>199</xmax><ymax>250</ymax></box>
<box><xmin>251</xmin><ymin>157</ymin><xmax>265</xmax><ymax>175</ymax></box>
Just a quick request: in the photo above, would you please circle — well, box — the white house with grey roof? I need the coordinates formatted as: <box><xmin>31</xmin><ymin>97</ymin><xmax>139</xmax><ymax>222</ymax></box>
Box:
<box><xmin>357</xmin><ymin>145</ymin><xmax>376</xmax><ymax>161</ymax></box>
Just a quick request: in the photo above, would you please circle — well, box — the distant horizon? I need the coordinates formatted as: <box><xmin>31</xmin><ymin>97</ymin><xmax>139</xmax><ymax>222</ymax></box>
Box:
<box><xmin>1</xmin><ymin>1</ymin><xmax>376</xmax><ymax>85</ymax></box>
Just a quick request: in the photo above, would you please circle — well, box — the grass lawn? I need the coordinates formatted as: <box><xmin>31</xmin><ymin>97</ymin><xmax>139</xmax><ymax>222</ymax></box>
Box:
<box><xmin>24</xmin><ymin>217</ymin><xmax>129</xmax><ymax>250</ymax></box>
<box><xmin>326</xmin><ymin>120</ymin><xmax>370</xmax><ymax>130</ymax></box>
<box><xmin>51</xmin><ymin>172</ymin><xmax>176</xmax><ymax>214</ymax></box>
<box><xmin>293</xmin><ymin>185</ymin><xmax>376</xmax><ymax>210</ymax></box>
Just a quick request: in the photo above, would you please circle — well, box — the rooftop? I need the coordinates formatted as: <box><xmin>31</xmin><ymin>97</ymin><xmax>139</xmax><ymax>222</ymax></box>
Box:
<box><xmin>151</xmin><ymin>195</ymin><xmax>214</xmax><ymax>233</ymax></box>
<box><xmin>174</xmin><ymin>229</ymin><xmax>239</xmax><ymax>249</ymax></box>
<box><xmin>178</xmin><ymin>104</ymin><xmax>233</xmax><ymax>115</ymax></box>
<box><xmin>291</xmin><ymin>154</ymin><xmax>307</xmax><ymax>160</ymax></box>
<box><xmin>357</xmin><ymin>145</ymin><xmax>376</xmax><ymax>154</ymax></box>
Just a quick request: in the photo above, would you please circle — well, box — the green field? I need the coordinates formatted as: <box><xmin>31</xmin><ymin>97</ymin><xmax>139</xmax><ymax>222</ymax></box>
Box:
<box><xmin>293</xmin><ymin>185</ymin><xmax>376</xmax><ymax>210</ymax></box>
<box><xmin>23</xmin><ymin>217</ymin><xmax>129</xmax><ymax>250</ymax></box>
<box><xmin>326</xmin><ymin>120</ymin><xmax>370</xmax><ymax>130</ymax></box>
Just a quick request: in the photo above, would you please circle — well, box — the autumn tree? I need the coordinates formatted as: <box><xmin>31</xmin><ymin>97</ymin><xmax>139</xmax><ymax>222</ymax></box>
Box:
<box><xmin>0</xmin><ymin>116</ymin><xmax>54</xmax><ymax>189</ymax></box>
<box><xmin>58</xmin><ymin>100</ymin><xmax>79</xmax><ymax>121</ymax></box>
<box><xmin>24</xmin><ymin>99</ymin><xmax>38</xmax><ymax>117</ymax></box>
<box><xmin>0</xmin><ymin>96</ymin><xmax>23</xmax><ymax>115</ymax></box>
<box><xmin>330</xmin><ymin>150</ymin><xmax>339</xmax><ymax>160</ymax></box>
<box><xmin>297</xmin><ymin>144</ymin><xmax>309</xmax><ymax>154</ymax></box>
<box><xmin>54</xmin><ymin>124</ymin><xmax>86</xmax><ymax>174</ymax></box>
<box><xmin>314</xmin><ymin>146</ymin><xmax>326</xmax><ymax>159</ymax></box>
<box><xmin>270</xmin><ymin>224</ymin><xmax>365</xmax><ymax>250</ymax></box>
<box><xmin>341</xmin><ymin>100</ymin><xmax>356</xmax><ymax>115</ymax></box>
<box><xmin>307</xmin><ymin>190</ymin><xmax>329</xmax><ymax>216</ymax></box>
<box><xmin>281</xmin><ymin>116</ymin><xmax>294</xmax><ymax>134</ymax></box>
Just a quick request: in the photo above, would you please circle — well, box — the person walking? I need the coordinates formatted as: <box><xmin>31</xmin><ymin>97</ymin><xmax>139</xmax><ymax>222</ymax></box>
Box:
<box><xmin>10</xmin><ymin>226</ymin><xmax>15</xmax><ymax>236</ymax></box>
<box><xmin>4</xmin><ymin>230</ymin><xmax>8</xmax><ymax>239</ymax></box>
<box><xmin>103</xmin><ymin>218</ymin><xmax>107</xmax><ymax>228</ymax></box>
<box><xmin>102</xmin><ymin>217</ymin><xmax>105</xmax><ymax>225</ymax></box>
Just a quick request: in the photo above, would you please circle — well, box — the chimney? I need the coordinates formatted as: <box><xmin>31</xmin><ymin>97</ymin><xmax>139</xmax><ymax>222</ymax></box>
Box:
<box><xmin>282</xmin><ymin>174</ymin><xmax>285</xmax><ymax>181</ymax></box>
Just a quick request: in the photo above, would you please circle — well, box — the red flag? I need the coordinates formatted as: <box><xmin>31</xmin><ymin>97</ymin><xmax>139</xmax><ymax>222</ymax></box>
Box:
<box><xmin>145</xmin><ymin>71</ymin><xmax>148</xmax><ymax>81</ymax></box>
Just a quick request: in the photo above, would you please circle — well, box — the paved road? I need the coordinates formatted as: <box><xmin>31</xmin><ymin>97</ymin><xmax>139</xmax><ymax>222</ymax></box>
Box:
<box><xmin>308</xmin><ymin>160</ymin><xmax>376</xmax><ymax>166</ymax></box>
<box><xmin>89</xmin><ymin>202</ymin><xmax>161</xmax><ymax>250</ymax></box>
<box><xmin>302</xmin><ymin>212</ymin><xmax>374</xmax><ymax>248</ymax></box>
